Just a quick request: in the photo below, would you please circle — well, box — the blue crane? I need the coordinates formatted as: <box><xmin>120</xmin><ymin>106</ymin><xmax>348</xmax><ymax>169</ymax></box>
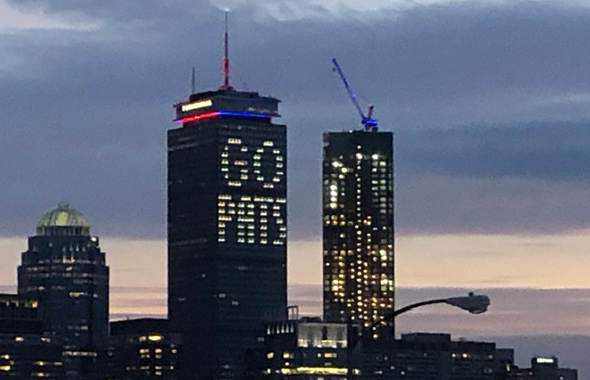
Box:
<box><xmin>331</xmin><ymin>58</ymin><xmax>378</xmax><ymax>131</ymax></box>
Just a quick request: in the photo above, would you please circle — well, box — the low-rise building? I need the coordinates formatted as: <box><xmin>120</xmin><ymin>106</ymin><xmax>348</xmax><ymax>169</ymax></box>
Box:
<box><xmin>512</xmin><ymin>357</ymin><xmax>578</xmax><ymax>380</ymax></box>
<box><xmin>248</xmin><ymin>318</ymin><xmax>349</xmax><ymax>380</ymax></box>
<box><xmin>94</xmin><ymin>318</ymin><xmax>182</xmax><ymax>379</ymax></box>
<box><xmin>0</xmin><ymin>293</ymin><xmax>64</xmax><ymax>379</ymax></box>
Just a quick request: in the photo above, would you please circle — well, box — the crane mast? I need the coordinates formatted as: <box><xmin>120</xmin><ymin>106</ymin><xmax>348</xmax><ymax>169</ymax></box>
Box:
<box><xmin>331</xmin><ymin>58</ymin><xmax>378</xmax><ymax>131</ymax></box>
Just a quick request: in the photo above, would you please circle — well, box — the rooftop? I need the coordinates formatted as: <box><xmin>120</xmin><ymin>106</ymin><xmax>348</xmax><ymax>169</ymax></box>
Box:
<box><xmin>36</xmin><ymin>204</ymin><xmax>91</xmax><ymax>236</ymax></box>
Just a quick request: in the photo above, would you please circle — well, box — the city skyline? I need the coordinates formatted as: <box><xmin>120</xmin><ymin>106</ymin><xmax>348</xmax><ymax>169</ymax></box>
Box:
<box><xmin>2</xmin><ymin>0</ymin><xmax>590</xmax><ymax>376</ymax></box>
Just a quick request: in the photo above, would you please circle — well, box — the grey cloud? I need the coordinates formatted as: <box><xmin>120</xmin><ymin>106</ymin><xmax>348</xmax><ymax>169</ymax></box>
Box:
<box><xmin>2</xmin><ymin>1</ymin><xmax>590</xmax><ymax>238</ymax></box>
<box><xmin>393</xmin><ymin>121</ymin><xmax>590</xmax><ymax>234</ymax></box>
<box><xmin>0</xmin><ymin>285</ymin><xmax>15</xmax><ymax>293</ymax></box>
<box><xmin>288</xmin><ymin>283</ymin><xmax>322</xmax><ymax>316</ymax></box>
<box><xmin>399</xmin><ymin>121</ymin><xmax>590</xmax><ymax>182</ymax></box>
<box><xmin>110</xmin><ymin>297</ymin><xmax>165</xmax><ymax>309</ymax></box>
<box><xmin>396</xmin><ymin>173</ymin><xmax>590</xmax><ymax>235</ymax></box>
<box><xmin>110</xmin><ymin>313</ymin><xmax>165</xmax><ymax>320</ymax></box>
<box><xmin>110</xmin><ymin>286</ymin><xmax>166</xmax><ymax>294</ymax></box>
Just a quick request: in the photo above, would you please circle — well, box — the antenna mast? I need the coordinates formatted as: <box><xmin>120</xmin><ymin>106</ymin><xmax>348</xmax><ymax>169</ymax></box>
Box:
<box><xmin>191</xmin><ymin>67</ymin><xmax>196</xmax><ymax>94</ymax></box>
<box><xmin>221</xmin><ymin>11</ymin><xmax>231</xmax><ymax>90</ymax></box>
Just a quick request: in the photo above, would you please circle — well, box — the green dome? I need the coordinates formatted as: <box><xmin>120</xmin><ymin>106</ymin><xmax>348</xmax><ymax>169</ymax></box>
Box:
<box><xmin>36</xmin><ymin>204</ymin><xmax>91</xmax><ymax>236</ymax></box>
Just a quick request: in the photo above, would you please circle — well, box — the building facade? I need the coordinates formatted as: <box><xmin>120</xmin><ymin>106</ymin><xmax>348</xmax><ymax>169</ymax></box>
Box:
<box><xmin>0</xmin><ymin>294</ymin><xmax>42</xmax><ymax>335</ymax></box>
<box><xmin>17</xmin><ymin>204</ymin><xmax>109</xmax><ymax>377</ymax></box>
<box><xmin>95</xmin><ymin>318</ymin><xmax>182</xmax><ymax>380</ymax></box>
<box><xmin>247</xmin><ymin>319</ymin><xmax>349</xmax><ymax>380</ymax></box>
<box><xmin>322</xmin><ymin>130</ymin><xmax>394</xmax><ymax>335</ymax></box>
<box><xmin>0</xmin><ymin>293</ymin><xmax>64</xmax><ymax>379</ymax></box>
<box><xmin>168</xmin><ymin>88</ymin><xmax>287</xmax><ymax>379</ymax></box>
<box><xmin>512</xmin><ymin>357</ymin><xmax>578</xmax><ymax>380</ymax></box>
<box><xmin>358</xmin><ymin>333</ymin><xmax>497</xmax><ymax>380</ymax></box>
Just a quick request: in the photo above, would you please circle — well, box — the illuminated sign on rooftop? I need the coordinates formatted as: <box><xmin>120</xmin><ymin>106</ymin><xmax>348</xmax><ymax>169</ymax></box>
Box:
<box><xmin>181</xmin><ymin>99</ymin><xmax>213</xmax><ymax>112</ymax></box>
<box><xmin>535</xmin><ymin>358</ymin><xmax>555</xmax><ymax>364</ymax></box>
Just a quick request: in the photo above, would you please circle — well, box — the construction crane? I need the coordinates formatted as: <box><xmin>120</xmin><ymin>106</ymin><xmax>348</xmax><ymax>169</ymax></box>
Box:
<box><xmin>331</xmin><ymin>58</ymin><xmax>378</xmax><ymax>131</ymax></box>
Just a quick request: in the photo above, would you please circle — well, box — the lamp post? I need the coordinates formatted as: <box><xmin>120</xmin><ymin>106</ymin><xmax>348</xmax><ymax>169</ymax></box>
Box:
<box><xmin>347</xmin><ymin>292</ymin><xmax>490</xmax><ymax>378</ymax></box>
<box><xmin>387</xmin><ymin>292</ymin><xmax>490</xmax><ymax>320</ymax></box>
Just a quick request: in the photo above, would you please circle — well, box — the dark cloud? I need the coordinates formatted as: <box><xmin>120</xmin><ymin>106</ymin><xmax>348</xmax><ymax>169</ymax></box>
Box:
<box><xmin>288</xmin><ymin>284</ymin><xmax>590</xmax><ymax>335</ymax></box>
<box><xmin>2</xmin><ymin>1</ymin><xmax>590</xmax><ymax>238</ymax></box>
<box><xmin>392</xmin><ymin>121</ymin><xmax>590</xmax><ymax>234</ymax></box>
<box><xmin>400</xmin><ymin>121</ymin><xmax>590</xmax><ymax>182</ymax></box>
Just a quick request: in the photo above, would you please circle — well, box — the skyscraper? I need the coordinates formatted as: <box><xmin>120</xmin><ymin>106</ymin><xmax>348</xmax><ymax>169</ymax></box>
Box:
<box><xmin>18</xmin><ymin>204</ymin><xmax>109</xmax><ymax>377</ymax></box>
<box><xmin>168</xmin><ymin>86</ymin><xmax>287</xmax><ymax>379</ymax></box>
<box><xmin>322</xmin><ymin>130</ymin><xmax>394</xmax><ymax>336</ymax></box>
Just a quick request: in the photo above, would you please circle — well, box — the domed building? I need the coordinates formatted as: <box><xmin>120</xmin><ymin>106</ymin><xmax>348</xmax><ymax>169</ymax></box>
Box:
<box><xmin>35</xmin><ymin>203</ymin><xmax>92</xmax><ymax>237</ymax></box>
<box><xmin>18</xmin><ymin>204</ymin><xmax>109</xmax><ymax>377</ymax></box>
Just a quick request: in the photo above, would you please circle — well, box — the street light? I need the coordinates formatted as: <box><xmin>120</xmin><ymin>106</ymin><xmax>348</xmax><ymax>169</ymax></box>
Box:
<box><xmin>350</xmin><ymin>292</ymin><xmax>490</xmax><ymax>348</ymax></box>
<box><xmin>389</xmin><ymin>292</ymin><xmax>490</xmax><ymax>320</ymax></box>
<box><xmin>346</xmin><ymin>293</ymin><xmax>490</xmax><ymax>378</ymax></box>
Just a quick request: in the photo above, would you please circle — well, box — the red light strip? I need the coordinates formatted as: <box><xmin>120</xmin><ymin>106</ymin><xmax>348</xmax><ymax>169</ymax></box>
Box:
<box><xmin>174</xmin><ymin>111</ymin><xmax>220</xmax><ymax>124</ymax></box>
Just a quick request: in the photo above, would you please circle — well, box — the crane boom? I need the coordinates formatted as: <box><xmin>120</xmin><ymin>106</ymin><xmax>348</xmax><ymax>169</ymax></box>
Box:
<box><xmin>331</xmin><ymin>58</ymin><xmax>378</xmax><ymax>131</ymax></box>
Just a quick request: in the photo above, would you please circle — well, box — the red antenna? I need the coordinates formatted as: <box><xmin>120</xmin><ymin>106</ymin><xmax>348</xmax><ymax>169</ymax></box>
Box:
<box><xmin>221</xmin><ymin>11</ymin><xmax>231</xmax><ymax>90</ymax></box>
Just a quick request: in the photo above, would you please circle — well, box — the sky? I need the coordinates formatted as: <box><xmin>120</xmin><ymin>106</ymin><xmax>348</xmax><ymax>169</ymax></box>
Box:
<box><xmin>2</xmin><ymin>0</ymin><xmax>590</xmax><ymax>374</ymax></box>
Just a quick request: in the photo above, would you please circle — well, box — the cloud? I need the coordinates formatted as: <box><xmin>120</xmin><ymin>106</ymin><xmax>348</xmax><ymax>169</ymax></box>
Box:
<box><xmin>400</xmin><ymin>121</ymin><xmax>590</xmax><ymax>182</ymax></box>
<box><xmin>2</xmin><ymin>0</ymin><xmax>590</xmax><ymax>239</ymax></box>
<box><xmin>288</xmin><ymin>284</ymin><xmax>590</xmax><ymax>338</ymax></box>
<box><xmin>0</xmin><ymin>1</ymin><xmax>101</xmax><ymax>31</ymax></box>
<box><xmin>0</xmin><ymin>285</ymin><xmax>16</xmax><ymax>293</ymax></box>
<box><xmin>391</xmin><ymin>121</ymin><xmax>590</xmax><ymax>234</ymax></box>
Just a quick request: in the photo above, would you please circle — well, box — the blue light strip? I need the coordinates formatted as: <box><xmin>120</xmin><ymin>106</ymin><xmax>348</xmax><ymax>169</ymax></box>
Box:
<box><xmin>217</xmin><ymin>111</ymin><xmax>273</xmax><ymax>118</ymax></box>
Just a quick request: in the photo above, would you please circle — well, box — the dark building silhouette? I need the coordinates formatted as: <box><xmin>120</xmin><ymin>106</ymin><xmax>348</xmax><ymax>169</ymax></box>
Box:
<box><xmin>0</xmin><ymin>294</ymin><xmax>42</xmax><ymax>335</ymax></box>
<box><xmin>168</xmin><ymin>88</ymin><xmax>287</xmax><ymax>379</ymax></box>
<box><xmin>95</xmin><ymin>318</ymin><xmax>182</xmax><ymax>380</ymax></box>
<box><xmin>0</xmin><ymin>294</ymin><xmax>65</xmax><ymax>379</ymax></box>
<box><xmin>0</xmin><ymin>334</ymin><xmax>65</xmax><ymax>379</ymax></box>
<box><xmin>358</xmin><ymin>333</ymin><xmax>497</xmax><ymax>380</ymax></box>
<box><xmin>322</xmin><ymin>130</ymin><xmax>394</xmax><ymax>336</ymax></box>
<box><xmin>512</xmin><ymin>357</ymin><xmax>578</xmax><ymax>380</ymax></box>
<box><xmin>17</xmin><ymin>204</ymin><xmax>109</xmax><ymax>378</ymax></box>
<box><xmin>247</xmin><ymin>319</ymin><xmax>349</xmax><ymax>380</ymax></box>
